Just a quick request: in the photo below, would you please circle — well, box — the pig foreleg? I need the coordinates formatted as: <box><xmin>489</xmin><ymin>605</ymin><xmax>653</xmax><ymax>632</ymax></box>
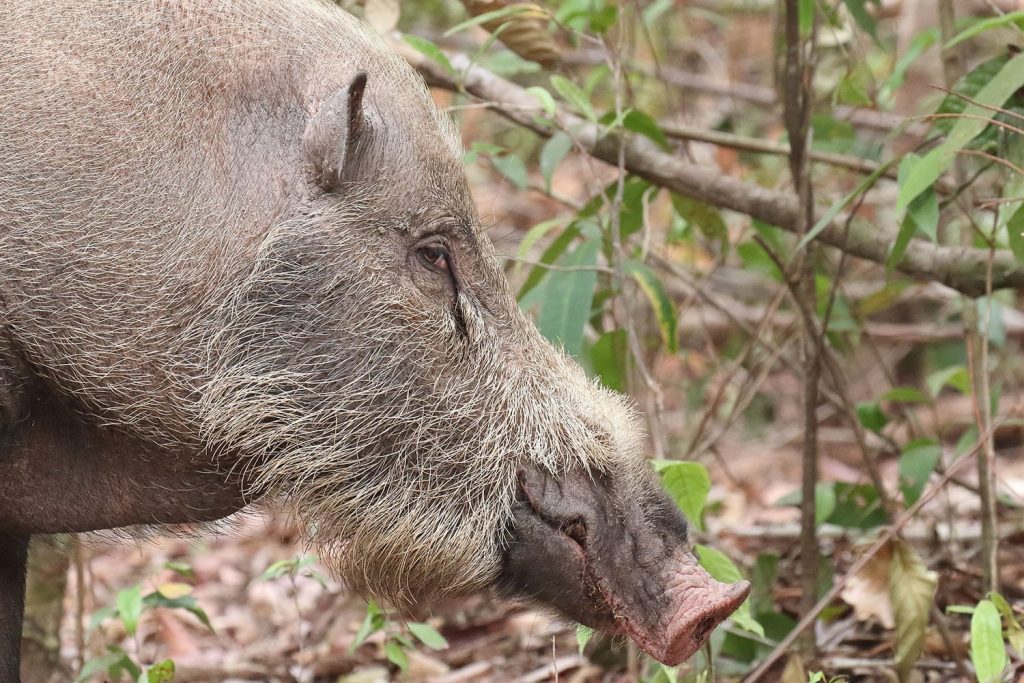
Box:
<box><xmin>0</xmin><ymin>533</ymin><xmax>28</xmax><ymax>683</ymax></box>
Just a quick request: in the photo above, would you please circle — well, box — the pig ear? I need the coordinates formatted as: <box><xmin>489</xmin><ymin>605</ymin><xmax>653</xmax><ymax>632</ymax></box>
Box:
<box><xmin>304</xmin><ymin>71</ymin><xmax>369</xmax><ymax>192</ymax></box>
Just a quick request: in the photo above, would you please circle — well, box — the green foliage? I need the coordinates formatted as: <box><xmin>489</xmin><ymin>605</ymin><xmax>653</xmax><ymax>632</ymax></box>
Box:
<box><xmin>402</xmin><ymin>35</ymin><xmax>453</xmax><ymax>75</ymax></box>
<box><xmin>258</xmin><ymin>555</ymin><xmax>325</xmax><ymax>587</ymax></box>
<box><xmin>654</xmin><ymin>460</ymin><xmax>711</xmax><ymax>531</ymax></box>
<box><xmin>898</xmin><ymin>52</ymin><xmax>1024</xmax><ymax>212</ymax></box>
<box><xmin>625</xmin><ymin>260</ymin><xmax>679</xmax><ymax>353</ymax></box>
<box><xmin>80</xmin><ymin>562</ymin><xmax>212</xmax><ymax>682</ymax></box>
<box><xmin>971</xmin><ymin>599</ymin><xmax>1008</xmax><ymax>683</ymax></box>
<box><xmin>350</xmin><ymin>601</ymin><xmax>448</xmax><ymax>673</ymax></box>
<box><xmin>536</xmin><ymin>237</ymin><xmax>599</xmax><ymax>357</ymax></box>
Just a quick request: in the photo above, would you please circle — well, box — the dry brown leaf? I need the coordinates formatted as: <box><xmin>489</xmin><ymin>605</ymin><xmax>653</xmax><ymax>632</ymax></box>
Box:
<box><xmin>460</xmin><ymin>0</ymin><xmax>561</xmax><ymax>68</ymax></box>
<box><xmin>890</xmin><ymin>540</ymin><xmax>937</xmax><ymax>683</ymax></box>
<box><xmin>840</xmin><ymin>540</ymin><xmax>895</xmax><ymax>629</ymax></box>
<box><xmin>780</xmin><ymin>652</ymin><xmax>806</xmax><ymax>683</ymax></box>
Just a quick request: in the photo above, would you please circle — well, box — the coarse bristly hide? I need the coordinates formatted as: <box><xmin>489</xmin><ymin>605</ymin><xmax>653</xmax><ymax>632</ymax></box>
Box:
<box><xmin>0</xmin><ymin>0</ymin><xmax>649</xmax><ymax>606</ymax></box>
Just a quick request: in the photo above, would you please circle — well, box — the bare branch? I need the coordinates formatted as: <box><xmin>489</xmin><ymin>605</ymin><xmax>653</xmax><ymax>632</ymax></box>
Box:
<box><xmin>402</xmin><ymin>48</ymin><xmax>1024</xmax><ymax>295</ymax></box>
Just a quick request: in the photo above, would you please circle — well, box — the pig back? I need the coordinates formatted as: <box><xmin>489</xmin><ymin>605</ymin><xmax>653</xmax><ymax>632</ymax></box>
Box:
<box><xmin>0</xmin><ymin>0</ymin><xmax>439</xmax><ymax>445</ymax></box>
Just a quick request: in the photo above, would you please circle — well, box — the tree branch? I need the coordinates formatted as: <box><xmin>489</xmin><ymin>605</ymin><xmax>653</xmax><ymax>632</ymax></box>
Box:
<box><xmin>402</xmin><ymin>48</ymin><xmax>1024</xmax><ymax>295</ymax></box>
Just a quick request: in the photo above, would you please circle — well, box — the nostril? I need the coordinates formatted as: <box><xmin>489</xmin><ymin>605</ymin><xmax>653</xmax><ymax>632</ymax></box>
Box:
<box><xmin>562</xmin><ymin>519</ymin><xmax>587</xmax><ymax>548</ymax></box>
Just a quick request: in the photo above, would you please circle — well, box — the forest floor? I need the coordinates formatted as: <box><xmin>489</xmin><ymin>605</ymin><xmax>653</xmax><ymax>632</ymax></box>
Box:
<box><xmin>55</xmin><ymin>399</ymin><xmax>1024</xmax><ymax>682</ymax></box>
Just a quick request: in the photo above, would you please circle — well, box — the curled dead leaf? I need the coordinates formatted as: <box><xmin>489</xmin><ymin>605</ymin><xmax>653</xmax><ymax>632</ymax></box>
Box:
<box><xmin>460</xmin><ymin>0</ymin><xmax>561</xmax><ymax>68</ymax></box>
<box><xmin>840</xmin><ymin>540</ymin><xmax>895</xmax><ymax>629</ymax></box>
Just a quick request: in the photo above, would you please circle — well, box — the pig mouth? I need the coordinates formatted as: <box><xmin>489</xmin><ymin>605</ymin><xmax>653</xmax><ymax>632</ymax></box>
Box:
<box><xmin>499</xmin><ymin>467</ymin><xmax>750</xmax><ymax>666</ymax></box>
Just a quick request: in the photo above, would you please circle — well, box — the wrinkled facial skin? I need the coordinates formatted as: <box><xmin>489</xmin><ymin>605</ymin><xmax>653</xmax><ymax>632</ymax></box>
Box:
<box><xmin>501</xmin><ymin>467</ymin><xmax>750</xmax><ymax>665</ymax></box>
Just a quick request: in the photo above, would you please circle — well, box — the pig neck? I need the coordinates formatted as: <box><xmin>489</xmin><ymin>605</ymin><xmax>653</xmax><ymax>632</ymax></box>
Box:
<box><xmin>0</xmin><ymin>366</ymin><xmax>249</xmax><ymax>535</ymax></box>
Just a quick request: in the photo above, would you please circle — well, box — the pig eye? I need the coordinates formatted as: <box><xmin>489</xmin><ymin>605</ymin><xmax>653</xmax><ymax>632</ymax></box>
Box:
<box><xmin>416</xmin><ymin>244</ymin><xmax>450</xmax><ymax>273</ymax></box>
<box><xmin>562</xmin><ymin>520</ymin><xmax>587</xmax><ymax>548</ymax></box>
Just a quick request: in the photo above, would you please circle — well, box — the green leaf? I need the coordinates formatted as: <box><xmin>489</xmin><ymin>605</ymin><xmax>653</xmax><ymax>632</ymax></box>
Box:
<box><xmin>117</xmin><ymin>584</ymin><xmax>143</xmax><ymax>637</ymax></box>
<box><xmin>881</xmin><ymin>387</ymin><xmax>929</xmax><ymax>404</ymax></box>
<box><xmin>988</xmin><ymin>592</ymin><xmax>1024</xmax><ymax>658</ymax></box>
<box><xmin>550</xmin><ymin>75</ymin><xmax>596</xmax><ymax>121</ymax></box>
<box><xmin>402</xmin><ymin>35</ymin><xmax>453</xmax><ymax>75</ymax></box>
<box><xmin>490</xmin><ymin>153</ymin><xmax>528</xmax><ymax>190</ymax></box>
<box><xmin>76</xmin><ymin>649</ymin><xmax>135</xmax><ymax>683</ymax></box>
<box><xmin>944</xmin><ymin>11</ymin><xmax>1024</xmax><ymax>49</ymax></box>
<box><xmin>576</xmin><ymin>624</ymin><xmax>594</xmax><ymax>653</ymax></box>
<box><xmin>146</xmin><ymin>660</ymin><xmax>176</xmax><ymax>683</ymax></box>
<box><xmin>926</xmin><ymin>365</ymin><xmax>970</xmax><ymax>397</ymax></box>
<box><xmin>890</xmin><ymin>540</ymin><xmax>938</xmax><ymax>682</ymax></box>
<box><xmin>672</xmin><ymin>194</ymin><xmax>728</xmax><ymax>257</ymax></box>
<box><xmin>855</xmin><ymin>401</ymin><xmax>888</xmax><ymax>434</ymax></box>
<box><xmin>694</xmin><ymin>545</ymin><xmax>765</xmax><ymax>637</ymax></box>
<box><xmin>88</xmin><ymin>605</ymin><xmax>117</xmax><ymax>633</ymax></box>
<box><xmin>444</xmin><ymin>4</ymin><xmax>538</xmax><ymax>36</ymax></box>
<box><xmin>825</xmin><ymin>483</ymin><xmax>888</xmax><ymax>529</ymax></box>
<box><xmin>624</xmin><ymin>261</ymin><xmax>678</xmax><ymax>353</ymax></box>
<box><xmin>798</xmin><ymin>0</ymin><xmax>815</xmax><ymax>38</ymax></box>
<box><xmin>259</xmin><ymin>558</ymin><xmax>297</xmax><ymax>581</ymax></box>
<box><xmin>797</xmin><ymin>160</ymin><xmax>895</xmax><ymax>252</ymax></box>
<box><xmin>587</xmin><ymin>3</ymin><xmax>618</xmax><ymax>33</ymax></box>
<box><xmin>408</xmin><ymin>622</ymin><xmax>448</xmax><ymax>650</ymax></box>
<box><xmin>516</xmin><ymin>218</ymin><xmax>566</xmax><ymax>264</ymax></box>
<box><xmin>657</xmin><ymin>461</ymin><xmax>711</xmax><ymax>531</ymax></box>
<box><xmin>889</xmin><ymin>155</ymin><xmax>937</xmax><ymax>266</ymax></box>
<box><xmin>883</xmin><ymin>29</ymin><xmax>937</xmax><ymax>101</ymax></box>
<box><xmin>622</xmin><ymin>109</ymin><xmax>670</xmax><ymax>150</ymax></box>
<box><xmin>162</xmin><ymin>560</ymin><xmax>195</xmax><ymax>580</ymax></box>
<box><xmin>898</xmin><ymin>52</ymin><xmax>1024</xmax><ymax>212</ymax></box>
<box><xmin>837</xmin><ymin>68</ymin><xmax>873</xmax><ymax>106</ymax></box>
<box><xmin>384</xmin><ymin>640</ymin><xmax>409</xmax><ymax>672</ymax></box>
<box><xmin>1007</xmin><ymin>203</ymin><xmax>1024</xmax><ymax>261</ymax></box>
<box><xmin>842</xmin><ymin>0</ymin><xmax>880</xmax><ymax>39</ymax></box>
<box><xmin>350</xmin><ymin>601</ymin><xmax>386</xmax><ymax>652</ymax></box>
<box><xmin>537</xmin><ymin>238</ymin><xmax>599</xmax><ymax>358</ymax></box>
<box><xmin>525</xmin><ymin>86</ymin><xmax>556</xmax><ymax>117</ymax></box>
<box><xmin>589</xmin><ymin>329</ymin><xmax>627</xmax><ymax>392</ymax></box>
<box><xmin>971</xmin><ymin>599</ymin><xmax>1008</xmax><ymax>683</ymax></box>
<box><xmin>539</xmin><ymin>132</ymin><xmax>573</xmax><ymax>192</ymax></box>
<box><xmin>815</xmin><ymin>482</ymin><xmax>837</xmax><ymax>527</ymax></box>
<box><xmin>899</xmin><ymin>440</ymin><xmax>940</xmax><ymax>506</ymax></box>
<box><xmin>143</xmin><ymin>591</ymin><xmax>215</xmax><ymax>632</ymax></box>
<box><xmin>907</xmin><ymin>188</ymin><xmax>939</xmax><ymax>242</ymax></box>
<box><xmin>934</xmin><ymin>55</ymin><xmax>1019</xmax><ymax>143</ymax></box>
<box><xmin>977</xmin><ymin>297</ymin><xmax>1006</xmax><ymax>347</ymax></box>
<box><xmin>517</xmin><ymin>221</ymin><xmax>581</xmax><ymax>300</ymax></box>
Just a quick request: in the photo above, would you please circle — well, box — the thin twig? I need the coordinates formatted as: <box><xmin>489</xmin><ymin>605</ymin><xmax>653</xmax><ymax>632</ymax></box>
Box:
<box><xmin>660</xmin><ymin>121</ymin><xmax>900</xmax><ymax>179</ymax></box>
<box><xmin>780</xmin><ymin>0</ymin><xmax>820</xmax><ymax>656</ymax></box>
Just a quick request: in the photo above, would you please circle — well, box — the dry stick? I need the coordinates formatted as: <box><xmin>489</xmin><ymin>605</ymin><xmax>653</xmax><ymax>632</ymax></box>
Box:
<box><xmin>660</xmin><ymin>121</ymin><xmax>898</xmax><ymax>179</ymax></box>
<box><xmin>402</xmin><ymin>48</ymin><xmax>1024</xmax><ymax>294</ymax></box>
<box><xmin>743</xmin><ymin>428</ymin><xmax>989</xmax><ymax>682</ymax></box>
<box><xmin>780</xmin><ymin>0</ymin><xmax>820</xmax><ymax>658</ymax></box>
<box><xmin>73</xmin><ymin>537</ymin><xmax>85</xmax><ymax>672</ymax></box>
<box><xmin>937</xmin><ymin>0</ymin><xmax>1000</xmax><ymax>596</ymax></box>
<box><xmin>974</xmin><ymin>243</ymin><xmax>1000</xmax><ymax>594</ymax></box>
